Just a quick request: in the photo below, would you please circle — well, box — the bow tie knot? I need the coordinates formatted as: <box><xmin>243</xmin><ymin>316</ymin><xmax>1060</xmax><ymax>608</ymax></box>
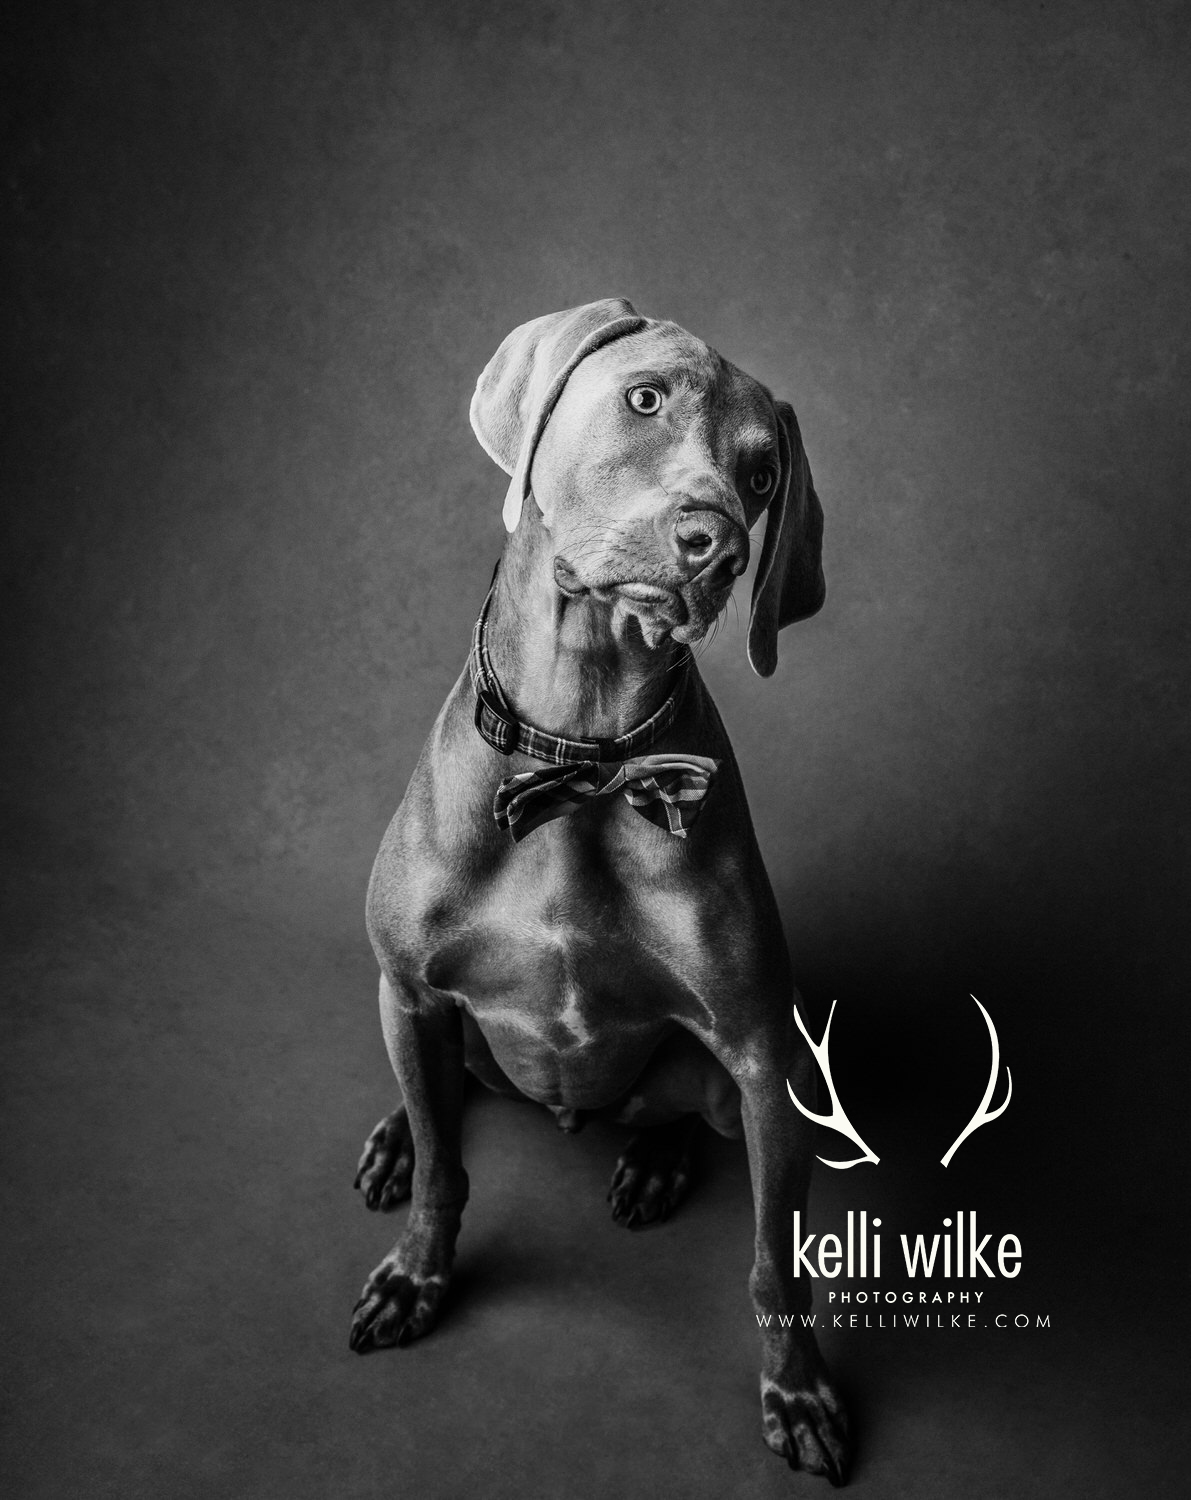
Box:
<box><xmin>494</xmin><ymin>754</ymin><xmax>719</xmax><ymax>843</ymax></box>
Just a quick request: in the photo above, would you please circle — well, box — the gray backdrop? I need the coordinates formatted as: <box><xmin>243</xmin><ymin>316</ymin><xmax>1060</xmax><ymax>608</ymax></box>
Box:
<box><xmin>4</xmin><ymin>2</ymin><xmax>1188</xmax><ymax>1496</ymax></box>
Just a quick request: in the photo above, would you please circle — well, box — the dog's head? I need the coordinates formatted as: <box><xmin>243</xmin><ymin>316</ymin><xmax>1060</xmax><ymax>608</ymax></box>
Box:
<box><xmin>470</xmin><ymin>298</ymin><xmax>824</xmax><ymax>676</ymax></box>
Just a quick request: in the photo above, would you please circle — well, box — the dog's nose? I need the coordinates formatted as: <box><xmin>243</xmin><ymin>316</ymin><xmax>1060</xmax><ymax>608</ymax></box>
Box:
<box><xmin>672</xmin><ymin>509</ymin><xmax>749</xmax><ymax>582</ymax></box>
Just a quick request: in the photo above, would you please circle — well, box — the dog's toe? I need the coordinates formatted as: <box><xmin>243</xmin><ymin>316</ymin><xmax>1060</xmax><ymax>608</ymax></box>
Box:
<box><xmin>354</xmin><ymin>1107</ymin><xmax>414</xmax><ymax>1212</ymax></box>
<box><xmin>608</xmin><ymin>1121</ymin><xmax>695</xmax><ymax>1229</ymax></box>
<box><xmin>761</xmin><ymin>1371</ymin><xmax>851</xmax><ymax>1486</ymax></box>
<box><xmin>349</xmin><ymin>1258</ymin><xmax>447</xmax><ymax>1353</ymax></box>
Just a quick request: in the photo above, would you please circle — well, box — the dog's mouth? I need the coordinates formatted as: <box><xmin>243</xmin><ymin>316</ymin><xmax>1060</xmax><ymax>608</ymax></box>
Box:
<box><xmin>553</xmin><ymin>556</ymin><xmax>735</xmax><ymax>650</ymax></box>
<box><xmin>556</xmin><ymin>562</ymin><xmax>685</xmax><ymax>616</ymax></box>
<box><xmin>615</xmin><ymin>581</ymin><xmax>684</xmax><ymax>615</ymax></box>
<box><xmin>614</xmin><ymin>584</ymin><xmax>692</xmax><ymax>650</ymax></box>
<box><xmin>622</xmin><ymin>580</ymin><xmax>736</xmax><ymax>650</ymax></box>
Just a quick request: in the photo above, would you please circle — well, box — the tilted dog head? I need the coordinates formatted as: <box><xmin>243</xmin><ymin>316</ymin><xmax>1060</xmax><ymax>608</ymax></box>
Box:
<box><xmin>470</xmin><ymin>298</ymin><xmax>825</xmax><ymax>676</ymax></box>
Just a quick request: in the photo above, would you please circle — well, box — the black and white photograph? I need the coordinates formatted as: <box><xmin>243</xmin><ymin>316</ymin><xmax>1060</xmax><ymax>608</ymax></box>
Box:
<box><xmin>4</xmin><ymin>3</ymin><xmax>1188</xmax><ymax>1495</ymax></box>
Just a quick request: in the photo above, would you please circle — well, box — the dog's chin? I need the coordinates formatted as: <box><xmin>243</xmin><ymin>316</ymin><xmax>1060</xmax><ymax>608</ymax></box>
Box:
<box><xmin>670</xmin><ymin>615</ymin><xmax>712</xmax><ymax>646</ymax></box>
<box><xmin>669</xmin><ymin>609</ymin><xmax>723</xmax><ymax>647</ymax></box>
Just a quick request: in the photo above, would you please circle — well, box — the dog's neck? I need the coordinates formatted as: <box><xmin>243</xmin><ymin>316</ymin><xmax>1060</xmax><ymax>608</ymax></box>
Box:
<box><xmin>486</xmin><ymin>513</ymin><xmax>685</xmax><ymax>743</ymax></box>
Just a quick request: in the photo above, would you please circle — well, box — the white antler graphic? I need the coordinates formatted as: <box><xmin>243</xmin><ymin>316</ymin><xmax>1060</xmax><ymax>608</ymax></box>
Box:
<box><xmin>940</xmin><ymin>996</ymin><xmax>1012</xmax><ymax>1167</ymax></box>
<box><xmin>787</xmin><ymin>1000</ymin><xmax>880</xmax><ymax>1168</ymax></box>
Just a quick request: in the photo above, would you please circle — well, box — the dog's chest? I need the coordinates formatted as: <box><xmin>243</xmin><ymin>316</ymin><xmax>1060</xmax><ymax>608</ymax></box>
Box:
<box><xmin>423</xmin><ymin>828</ymin><xmax>717</xmax><ymax>1107</ymax></box>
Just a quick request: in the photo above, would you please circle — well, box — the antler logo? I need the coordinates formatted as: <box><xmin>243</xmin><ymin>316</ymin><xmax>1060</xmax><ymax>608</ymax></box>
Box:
<box><xmin>788</xmin><ymin>999</ymin><xmax>881</xmax><ymax>1168</ymax></box>
<box><xmin>938</xmin><ymin>997</ymin><xmax>1013</xmax><ymax>1167</ymax></box>
<box><xmin>787</xmin><ymin>995</ymin><xmax>1012</xmax><ymax>1169</ymax></box>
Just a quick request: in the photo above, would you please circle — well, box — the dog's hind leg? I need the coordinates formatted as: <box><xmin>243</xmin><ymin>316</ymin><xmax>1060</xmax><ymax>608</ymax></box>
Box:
<box><xmin>354</xmin><ymin>1107</ymin><xmax>414</xmax><ymax>1212</ymax></box>
<box><xmin>354</xmin><ymin>1011</ymin><xmax>508</xmax><ymax>1213</ymax></box>
<box><xmin>608</xmin><ymin>1115</ymin><xmax>698</xmax><ymax>1229</ymax></box>
<box><xmin>354</xmin><ymin>1007</ymin><xmax>525</xmax><ymax>1213</ymax></box>
<box><xmin>604</xmin><ymin>1030</ymin><xmax>740</xmax><ymax>1228</ymax></box>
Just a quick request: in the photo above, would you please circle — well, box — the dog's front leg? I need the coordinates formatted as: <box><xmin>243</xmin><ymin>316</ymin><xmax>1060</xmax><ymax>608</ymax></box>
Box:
<box><xmin>728</xmin><ymin>1012</ymin><xmax>851</xmax><ymax>1486</ymax></box>
<box><xmin>349</xmin><ymin>972</ymin><xmax>469</xmax><ymax>1353</ymax></box>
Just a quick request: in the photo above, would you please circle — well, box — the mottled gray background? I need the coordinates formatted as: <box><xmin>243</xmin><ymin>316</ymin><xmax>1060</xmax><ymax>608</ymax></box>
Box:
<box><xmin>4</xmin><ymin>2</ymin><xmax>1188</xmax><ymax>1496</ymax></box>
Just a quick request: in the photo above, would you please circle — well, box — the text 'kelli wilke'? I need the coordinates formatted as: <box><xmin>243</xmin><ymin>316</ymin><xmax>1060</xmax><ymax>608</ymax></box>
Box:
<box><xmin>793</xmin><ymin>1210</ymin><xmax>1023</xmax><ymax>1278</ymax></box>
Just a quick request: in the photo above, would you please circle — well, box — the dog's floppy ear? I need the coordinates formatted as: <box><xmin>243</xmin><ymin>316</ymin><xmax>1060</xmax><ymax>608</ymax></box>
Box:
<box><xmin>470</xmin><ymin>298</ymin><xmax>647</xmax><ymax>532</ymax></box>
<box><xmin>747</xmin><ymin>400</ymin><xmax>826</xmax><ymax>677</ymax></box>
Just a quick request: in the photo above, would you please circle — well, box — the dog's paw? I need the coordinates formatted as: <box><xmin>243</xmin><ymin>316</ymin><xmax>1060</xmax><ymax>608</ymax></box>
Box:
<box><xmin>607</xmin><ymin>1124</ymin><xmax>693</xmax><ymax>1229</ymax></box>
<box><xmin>353</xmin><ymin>1107</ymin><xmax>414</xmax><ymax>1211</ymax></box>
<box><xmin>760</xmin><ymin>1372</ymin><xmax>851</xmax><ymax>1487</ymax></box>
<box><xmin>348</xmin><ymin>1254</ymin><xmax>448</xmax><ymax>1353</ymax></box>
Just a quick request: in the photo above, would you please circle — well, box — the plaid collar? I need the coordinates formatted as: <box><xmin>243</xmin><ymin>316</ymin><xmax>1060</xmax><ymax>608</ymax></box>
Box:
<box><xmin>468</xmin><ymin>579</ymin><xmax>690</xmax><ymax>766</ymax></box>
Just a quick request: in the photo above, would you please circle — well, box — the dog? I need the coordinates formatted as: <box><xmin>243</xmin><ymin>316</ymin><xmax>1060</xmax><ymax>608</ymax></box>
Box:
<box><xmin>349</xmin><ymin>299</ymin><xmax>849</xmax><ymax>1484</ymax></box>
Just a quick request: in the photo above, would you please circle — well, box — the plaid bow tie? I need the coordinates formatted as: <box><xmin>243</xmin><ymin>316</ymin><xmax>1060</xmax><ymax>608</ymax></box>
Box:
<box><xmin>494</xmin><ymin>754</ymin><xmax>719</xmax><ymax>843</ymax></box>
<box><xmin>469</xmin><ymin>575</ymin><xmax>719</xmax><ymax>842</ymax></box>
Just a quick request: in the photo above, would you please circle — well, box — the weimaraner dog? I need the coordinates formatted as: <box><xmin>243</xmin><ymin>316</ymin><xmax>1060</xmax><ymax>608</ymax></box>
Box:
<box><xmin>350</xmin><ymin>299</ymin><xmax>849</xmax><ymax>1484</ymax></box>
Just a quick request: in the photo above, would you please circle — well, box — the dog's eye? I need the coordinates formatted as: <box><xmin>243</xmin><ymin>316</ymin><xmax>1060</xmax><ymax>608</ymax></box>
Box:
<box><xmin>626</xmin><ymin>385</ymin><xmax>664</xmax><ymax>415</ymax></box>
<box><xmin>750</xmin><ymin>468</ymin><xmax>776</xmax><ymax>496</ymax></box>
